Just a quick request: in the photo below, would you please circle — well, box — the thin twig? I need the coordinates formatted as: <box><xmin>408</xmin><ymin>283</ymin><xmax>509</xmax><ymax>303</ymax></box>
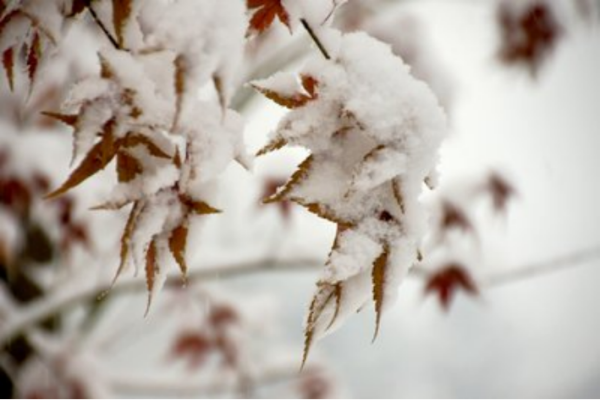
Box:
<box><xmin>0</xmin><ymin>258</ymin><xmax>322</xmax><ymax>345</ymax></box>
<box><xmin>84</xmin><ymin>0</ymin><xmax>120</xmax><ymax>50</ymax></box>
<box><xmin>482</xmin><ymin>245</ymin><xmax>600</xmax><ymax>287</ymax></box>
<box><xmin>300</xmin><ymin>19</ymin><xmax>330</xmax><ymax>60</ymax></box>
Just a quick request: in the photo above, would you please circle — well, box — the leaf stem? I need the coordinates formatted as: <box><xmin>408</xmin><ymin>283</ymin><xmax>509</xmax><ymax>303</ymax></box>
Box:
<box><xmin>84</xmin><ymin>0</ymin><xmax>121</xmax><ymax>50</ymax></box>
<box><xmin>300</xmin><ymin>19</ymin><xmax>330</xmax><ymax>60</ymax></box>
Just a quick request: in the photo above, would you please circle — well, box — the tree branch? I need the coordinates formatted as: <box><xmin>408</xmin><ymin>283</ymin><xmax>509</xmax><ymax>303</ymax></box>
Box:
<box><xmin>3</xmin><ymin>245</ymin><xmax>600</xmax><ymax>347</ymax></box>
<box><xmin>0</xmin><ymin>258</ymin><xmax>322</xmax><ymax>346</ymax></box>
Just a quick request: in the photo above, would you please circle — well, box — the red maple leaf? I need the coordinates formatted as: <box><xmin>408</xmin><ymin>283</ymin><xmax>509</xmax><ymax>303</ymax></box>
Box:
<box><xmin>424</xmin><ymin>264</ymin><xmax>478</xmax><ymax>310</ymax></box>
<box><xmin>498</xmin><ymin>2</ymin><xmax>562</xmax><ymax>74</ymax></box>
<box><xmin>485</xmin><ymin>172</ymin><xmax>515</xmax><ymax>213</ymax></box>
<box><xmin>247</xmin><ymin>0</ymin><xmax>291</xmax><ymax>35</ymax></box>
<box><xmin>169</xmin><ymin>332</ymin><xmax>213</xmax><ymax>370</ymax></box>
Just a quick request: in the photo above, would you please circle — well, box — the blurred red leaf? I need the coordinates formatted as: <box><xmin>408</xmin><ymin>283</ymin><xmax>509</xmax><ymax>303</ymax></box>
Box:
<box><xmin>486</xmin><ymin>172</ymin><xmax>515</xmax><ymax>213</ymax></box>
<box><xmin>170</xmin><ymin>332</ymin><xmax>213</xmax><ymax>370</ymax></box>
<box><xmin>440</xmin><ymin>202</ymin><xmax>473</xmax><ymax>234</ymax></box>
<box><xmin>498</xmin><ymin>1</ymin><xmax>562</xmax><ymax>74</ymax></box>
<box><xmin>425</xmin><ymin>264</ymin><xmax>478</xmax><ymax>310</ymax></box>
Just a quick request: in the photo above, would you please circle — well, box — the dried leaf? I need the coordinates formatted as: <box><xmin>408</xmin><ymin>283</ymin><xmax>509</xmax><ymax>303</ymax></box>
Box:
<box><xmin>45</xmin><ymin>121</ymin><xmax>119</xmax><ymax>199</ymax></box>
<box><xmin>264</xmin><ymin>155</ymin><xmax>313</xmax><ymax>203</ymax></box>
<box><xmin>113</xmin><ymin>201</ymin><xmax>142</xmax><ymax>284</ymax></box>
<box><xmin>2</xmin><ymin>47</ymin><xmax>14</xmax><ymax>92</ymax></box>
<box><xmin>169</xmin><ymin>223</ymin><xmax>188</xmax><ymax>282</ymax></box>
<box><xmin>27</xmin><ymin>31</ymin><xmax>41</xmax><ymax>87</ymax></box>
<box><xmin>68</xmin><ymin>0</ymin><xmax>87</xmax><ymax>17</ymax></box>
<box><xmin>392</xmin><ymin>179</ymin><xmax>405</xmax><ymax>214</ymax></box>
<box><xmin>325</xmin><ymin>283</ymin><xmax>342</xmax><ymax>331</ymax></box>
<box><xmin>251</xmin><ymin>76</ymin><xmax>318</xmax><ymax>109</ymax></box>
<box><xmin>247</xmin><ymin>0</ymin><xmax>291</xmax><ymax>35</ymax></box>
<box><xmin>144</xmin><ymin>237</ymin><xmax>158</xmax><ymax>315</ymax></box>
<box><xmin>256</xmin><ymin>136</ymin><xmax>287</xmax><ymax>157</ymax></box>
<box><xmin>121</xmin><ymin>133</ymin><xmax>171</xmax><ymax>159</ymax></box>
<box><xmin>173</xmin><ymin>54</ymin><xmax>186</xmax><ymax>129</ymax></box>
<box><xmin>112</xmin><ymin>0</ymin><xmax>132</xmax><ymax>48</ymax></box>
<box><xmin>371</xmin><ymin>246</ymin><xmax>388</xmax><ymax>341</ymax></box>
<box><xmin>170</xmin><ymin>332</ymin><xmax>213</xmax><ymax>370</ymax></box>
<box><xmin>440</xmin><ymin>201</ymin><xmax>473</xmax><ymax>234</ymax></box>
<box><xmin>302</xmin><ymin>283</ymin><xmax>338</xmax><ymax>369</ymax></box>
<box><xmin>213</xmin><ymin>74</ymin><xmax>226</xmax><ymax>111</ymax></box>
<box><xmin>187</xmin><ymin>200</ymin><xmax>221</xmax><ymax>215</ymax></box>
<box><xmin>41</xmin><ymin>111</ymin><xmax>78</xmax><ymax>127</ymax></box>
<box><xmin>116</xmin><ymin>152</ymin><xmax>142</xmax><ymax>182</ymax></box>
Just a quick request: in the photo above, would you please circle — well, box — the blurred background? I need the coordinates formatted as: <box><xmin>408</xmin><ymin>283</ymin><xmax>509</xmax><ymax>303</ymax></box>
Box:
<box><xmin>1</xmin><ymin>0</ymin><xmax>600</xmax><ymax>397</ymax></box>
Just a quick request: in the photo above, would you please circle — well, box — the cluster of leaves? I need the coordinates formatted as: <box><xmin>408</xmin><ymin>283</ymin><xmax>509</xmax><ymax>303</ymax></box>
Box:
<box><xmin>0</xmin><ymin>149</ymin><xmax>91</xmax><ymax>399</ymax></box>
<box><xmin>36</xmin><ymin>0</ymin><xmax>248</xmax><ymax>312</ymax></box>
<box><xmin>169</xmin><ymin>302</ymin><xmax>241</xmax><ymax>371</ymax></box>
<box><xmin>420</xmin><ymin>172</ymin><xmax>516</xmax><ymax>310</ymax></box>
<box><xmin>252</xmin><ymin>32</ymin><xmax>446</xmax><ymax>363</ymax></box>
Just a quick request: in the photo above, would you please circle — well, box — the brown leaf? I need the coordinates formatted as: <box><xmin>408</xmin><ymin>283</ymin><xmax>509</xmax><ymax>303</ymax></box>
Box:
<box><xmin>144</xmin><ymin>237</ymin><xmax>158</xmax><ymax>315</ymax></box>
<box><xmin>247</xmin><ymin>0</ymin><xmax>291</xmax><ymax>35</ymax></box>
<box><xmin>68</xmin><ymin>0</ymin><xmax>87</xmax><ymax>17</ymax></box>
<box><xmin>170</xmin><ymin>332</ymin><xmax>213</xmax><ymax>370</ymax></box>
<box><xmin>424</xmin><ymin>263</ymin><xmax>479</xmax><ymax>310</ymax></box>
<box><xmin>256</xmin><ymin>136</ymin><xmax>287</xmax><ymax>157</ymax></box>
<box><xmin>293</xmin><ymin>199</ymin><xmax>352</xmax><ymax>229</ymax></box>
<box><xmin>121</xmin><ymin>132</ymin><xmax>171</xmax><ymax>159</ymax></box>
<box><xmin>41</xmin><ymin>111</ymin><xmax>78</xmax><ymax>127</ymax></box>
<box><xmin>180</xmin><ymin>196</ymin><xmax>221</xmax><ymax>215</ymax></box>
<box><xmin>112</xmin><ymin>0</ymin><xmax>132</xmax><ymax>48</ymax></box>
<box><xmin>173</xmin><ymin>54</ymin><xmax>186</xmax><ymax>129</ymax></box>
<box><xmin>302</xmin><ymin>283</ymin><xmax>339</xmax><ymax>369</ymax></box>
<box><xmin>116</xmin><ymin>152</ymin><xmax>142</xmax><ymax>182</ymax></box>
<box><xmin>113</xmin><ymin>201</ymin><xmax>142</xmax><ymax>284</ymax></box>
<box><xmin>392</xmin><ymin>179</ymin><xmax>405</xmax><ymax>214</ymax></box>
<box><xmin>27</xmin><ymin>31</ymin><xmax>41</xmax><ymax>87</ymax></box>
<box><xmin>371</xmin><ymin>245</ymin><xmax>388</xmax><ymax>341</ymax></box>
<box><xmin>168</xmin><ymin>223</ymin><xmax>188</xmax><ymax>282</ymax></box>
<box><xmin>264</xmin><ymin>155</ymin><xmax>313</xmax><ymax>204</ymax></box>
<box><xmin>440</xmin><ymin>201</ymin><xmax>473</xmax><ymax>234</ymax></box>
<box><xmin>251</xmin><ymin>75</ymin><xmax>318</xmax><ymax>109</ymax></box>
<box><xmin>45</xmin><ymin>120</ymin><xmax>119</xmax><ymax>199</ymax></box>
<box><xmin>2</xmin><ymin>47</ymin><xmax>14</xmax><ymax>92</ymax></box>
<box><xmin>497</xmin><ymin>2</ymin><xmax>562</xmax><ymax>74</ymax></box>
<box><xmin>486</xmin><ymin>172</ymin><xmax>515</xmax><ymax>213</ymax></box>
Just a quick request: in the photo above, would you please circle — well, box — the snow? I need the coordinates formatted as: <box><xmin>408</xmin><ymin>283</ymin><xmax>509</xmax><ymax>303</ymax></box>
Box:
<box><xmin>254</xmin><ymin>30</ymin><xmax>446</xmax><ymax>341</ymax></box>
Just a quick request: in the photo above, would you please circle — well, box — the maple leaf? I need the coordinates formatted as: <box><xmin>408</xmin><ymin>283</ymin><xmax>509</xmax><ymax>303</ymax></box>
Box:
<box><xmin>113</xmin><ymin>201</ymin><xmax>143</xmax><ymax>284</ymax></box>
<box><xmin>256</xmin><ymin>136</ymin><xmax>288</xmax><ymax>157</ymax></box>
<box><xmin>246</xmin><ymin>0</ymin><xmax>291</xmax><ymax>36</ymax></box>
<box><xmin>41</xmin><ymin>111</ymin><xmax>78</xmax><ymax>127</ymax></box>
<box><xmin>252</xmin><ymin>74</ymin><xmax>319</xmax><ymax>109</ymax></box>
<box><xmin>168</xmin><ymin>223</ymin><xmax>188</xmax><ymax>282</ymax></box>
<box><xmin>371</xmin><ymin>246</ymin><xmax>389</xmax><ymax>341</ymax></box>
<box><xmin>112</xmin><ymin>0</ymin><xmax>133</xmax><ymax>48</ymax></box>
<box><xmin>264</xmin><ymin>155</ymin><xmax>313</xmax><ymax>204</ymax></box>
<box><xmin>170</xmin><ymin>332</ymin><xmax>213</xmax><ymax>370</ymax></box>
<box><xmin>2</xmin><ymin>47</ymin><xmax>14</xmax><ymax>92</ymax></box>
<box><xmin>302</xmin><ymin>282</ymin><xmax>342</xmax><ymax>369</ymax></box>
<box><xmin>424</xmin><ymin>264</ymin><xmax>478</xmax><ymax>310</ymax></box>
<box><xmin>498</xmin><ymin>2</ymin><xmax>562</xmax><ymax>74</ymax></box>
<box><xmin>486</xmin><ymin>172</ymin><xmax>515</xmax><ymax>213</ymax></box>
<box><xmin>440</xmin><ymin>201</ymin><xmax>473</xmax><ymax>234</ymax></box>
<box><xmin>116</xmin><ymin>152</ymin><xmax>142</xmax><ymax>183</ymax></box>
<box><xmin>144</xmin><ymin>237</ymin><xmax>158</xmax><ymax>315</ymax></box>
<box><xmin>45</xmin><ymin>120</ymin><xmax>119</xmax><ymax>199</ymax></box>
<box><xmin>27</xmin><ymin>31</ymin><xmax>41</xmax><ymax>87</ymax></box>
